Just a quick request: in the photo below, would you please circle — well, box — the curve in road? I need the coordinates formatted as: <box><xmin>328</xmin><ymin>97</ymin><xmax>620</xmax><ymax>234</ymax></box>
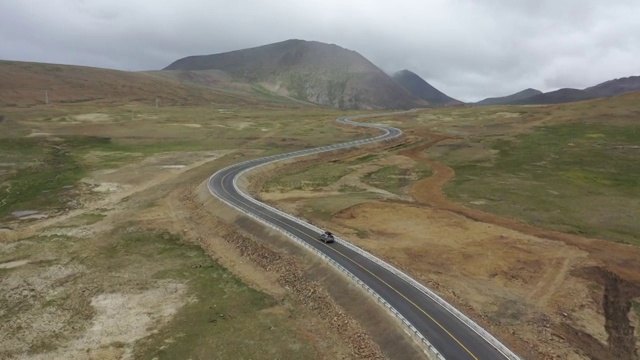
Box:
<box><xmin>208</xmin><ymin>114</ymin><xmax>521</xmax><ymax>360</ymax></box>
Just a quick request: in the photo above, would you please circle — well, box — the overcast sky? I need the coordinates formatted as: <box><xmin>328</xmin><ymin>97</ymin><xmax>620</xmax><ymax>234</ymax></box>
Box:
<box><xmin>2</xmin><ymin>0</ymin><xmax>639</xmax><ymax>101</ymax></box>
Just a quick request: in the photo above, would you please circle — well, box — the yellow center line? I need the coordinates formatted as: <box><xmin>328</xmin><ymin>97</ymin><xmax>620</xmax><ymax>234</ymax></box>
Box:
<box><xmin>321</xmin><ymin>242</ymin><xmax>479</xmax><ymax>360</ymax></box>
<box><xmin>217</xmin><ymin>169</ymin><xmax>481</xmax><ymax>360</ymax></box>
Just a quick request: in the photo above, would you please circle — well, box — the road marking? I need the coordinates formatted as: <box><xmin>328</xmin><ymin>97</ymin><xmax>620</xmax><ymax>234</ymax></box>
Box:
<box><xmin>216</xmin><ymin>170</ymin><xmax>482</xmax><ymax>360</ymax></box>
<box><xmin>323</xmin><ymin>243</ymin><xmax>480</xmax><ymax>360</ymax></box>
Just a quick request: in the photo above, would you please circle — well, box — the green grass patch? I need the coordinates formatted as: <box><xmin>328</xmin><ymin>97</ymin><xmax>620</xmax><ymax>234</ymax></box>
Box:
<box><xmin>1</xmin><ymin>105</ymin><xmax>371</xmax><ymax>219</ymax></box>
<box><xmin>633</xmin><ymin>300</ymin><xmax>640</xmax><ymax>320</ymax></box>
<box><xmin>2</xmin><ymin>226</ymin><xmax>323</xmax><ymax>359</ymax></box>
<box><xmin>348</xmin><ymin>153</ymin><xmax>380</xmax><ymax>164</ymax></box>
<box><xmin>338</xmin><ymin>184</ymin><xmax>367</xmax><ymax>193</ymax></box>
<box><xmin>445</xmin><ymin>121</ymin><xmax>640</xmax><ymax>244</ymax></box>
<box><xmin>354</xmin><ymin>228</ymin><xmax>370</xmax><ymax>239</ymax></box>
<box><xmin>302</xmin><ymin>193</ymin><xmax>378</xmax><ymax>222</ymax></box>
<box><xmin>265</xmin><ymin>162</ymin><xmax>351</xmax><ymax>191</ymax></box>
<box><xmin>56</xmin><ymin>213</ymin><xmax>106</xmax><ymax>227</ymax></box>
<box><xmin>362</xmin><ymin>164</ymin><xmax>432</xmax><ymax>195</ymax></box>
<box><xmin>0</xmin><ymin>137</ymin><xmax>88</xmax><ymax>217</ymax></box>
<box><xmin>362</xmin><ymin>166</ymin><xmax>410</xmax><ymax>195</ymax></box>
<box><xmin>112</xmin><ymin>230</ymin><xmax>318</xmax><ymax>360</ymax></box>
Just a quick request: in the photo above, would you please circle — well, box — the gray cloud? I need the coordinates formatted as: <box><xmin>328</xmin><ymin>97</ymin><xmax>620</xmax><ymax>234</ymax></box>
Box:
<box><xmin>1</xmin><ymin>0</ymin><xmax>639</xmax><ymax>101</ymax></box>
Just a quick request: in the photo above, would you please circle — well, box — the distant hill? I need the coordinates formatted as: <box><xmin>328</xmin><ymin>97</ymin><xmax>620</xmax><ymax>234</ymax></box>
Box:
<box><xmin>476</xmin><ymin>76</ymin><xmax>640</xmax><ymax>106</ymax></box>
<box><xmin>510</xmin><ymin>88</ymin><xmax>594</xmax><ymax>105</ymax></box>
<box><xmin>474</xmin><ymin>88</ymin><xmax>542</xmax><ymax>106</ymax></box>
<box><xmin>584</xmin><ymin>75</ymin><xmax>640</xmax><ymax>98</ymax></box>
<box><xmin>391</xmin><ymin>70</ymin><xmax>462</xmax><ymax>106</ymax></box>
<box><xmin>164</xmin><ymin>39</ymin><xmax>426</xmax><ymax>110</ymax></box>
<box><xmin>0</xmin><ymin>60</ymin><xmax>295</xmax><ymax>107</ymax></box>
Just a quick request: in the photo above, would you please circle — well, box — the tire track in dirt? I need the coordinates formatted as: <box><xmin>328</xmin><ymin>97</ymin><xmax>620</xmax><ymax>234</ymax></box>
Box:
<box><xmin>528</xmin><ymin>257</ymin><xmax>573</xmax><ymax>307</ymax></box>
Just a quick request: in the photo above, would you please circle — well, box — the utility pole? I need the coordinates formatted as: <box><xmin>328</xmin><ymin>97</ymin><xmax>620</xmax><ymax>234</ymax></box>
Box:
<box><xmin>45</xmin><ymin>90</ymin><xmax>49</xmax><ymax>105</ymax></box>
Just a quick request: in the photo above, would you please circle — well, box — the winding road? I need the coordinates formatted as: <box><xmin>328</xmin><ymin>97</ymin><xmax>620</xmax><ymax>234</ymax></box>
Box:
<box><xmin>208</xmin><ymin>115</ymin><xmax>521</xmax><ymax>360</ymax></box>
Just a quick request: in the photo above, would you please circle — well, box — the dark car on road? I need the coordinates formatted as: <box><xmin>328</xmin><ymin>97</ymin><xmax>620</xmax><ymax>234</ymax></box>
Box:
<box><xmin>318</xmin><ymin>231</ymin><xmax>335</xmax><ymax>243</ymax></box>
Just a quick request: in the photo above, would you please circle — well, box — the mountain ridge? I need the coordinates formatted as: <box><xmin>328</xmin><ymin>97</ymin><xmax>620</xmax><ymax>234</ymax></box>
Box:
<box><xmin>474</xmin><ymin>88</ymin><xmax>542</xmax><ymax>106</ymax></box>
<box><xmin>475</xmin><ymin>76</ymin><xmax>640</xmax><ymax>106</ymax></box>
<box><xmin>585</xmin><ymin>75</ymin><xmax>640</xmax><ymax>97</ymax></box>
<box><xmin>164</xmin><ymin>39</ymin><xmax>427</xmax><ymax>110</ymax></box>
<box><xmin>391</xmin><ymin>69</ymin><xmax>462</xmax><ymax>106</ymax></box>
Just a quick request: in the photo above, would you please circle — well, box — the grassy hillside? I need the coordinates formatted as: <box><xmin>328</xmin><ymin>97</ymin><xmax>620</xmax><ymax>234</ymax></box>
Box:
<box><xmin>0</xmin><ymin>60</ymin><xmax>300</xmax><ymax>108</ymax></box>
<box><xmin>474</xmin><ymin>88</ymin><xmax>542</xmax><ymax>106</ymax></box>
<box><xmin>421</xmin><ymin>93</ymin><xmax>640</xmax><ymax>245</ymax></box>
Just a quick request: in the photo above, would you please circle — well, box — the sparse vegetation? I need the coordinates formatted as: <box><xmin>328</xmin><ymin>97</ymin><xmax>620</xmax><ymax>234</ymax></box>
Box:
<box><xmin>265</xmin><ymin>162</ymin><xmax>351</xmax><ymax>191</ymax></box>
<box><xmin>0</xmin><ymin>137</ymin><xmax>89</xmax><ymax>217</ymax></box>
<box><xmin>0</xmin><ymin>104</ymin><xmax>365</xmax><ymax>221</ymax></box>
<box><xmin>362</xmin><ymin>164</ymin><xmax>432</xmax><ymax>195</ymax></box>
<box><xmin>0</xmin><ymin>97</ymin><xmax>380</xmax><ymax>357</ymax></box>
<box><xmin>633</xmin><ymin>300</ymin><xmax>640</xmax><ymax>320</ymax></box>
<box><xmin>0</xmin><ymin>228</ymin><xmax>318</xmax><ymax>359</ymax></box>
<box><xmin>445</xmin><ymin>120</ymin><xmax>640</xmax><ymax>244</ymax></box>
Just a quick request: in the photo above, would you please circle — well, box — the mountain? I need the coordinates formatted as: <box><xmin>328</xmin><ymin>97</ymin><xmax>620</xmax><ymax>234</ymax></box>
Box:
<box><xmin>584</xmin><ymin>75</ymin><xmax>640</xmax><ymax>98</ymax></box>
<box><xmin>164</xmin><ymin>39</ymin><xmax>426</xmax><ymax>110</ymax></box>
<box><xmin>513</xmin><ymin>76</ymin><xmax>640</xmax><ymax>105</ymax></box>
<box><xmin>0</xmin><ymin>60</ymin><xmax>296</xmax><ymax>107</ymax></box>
<box><xmin>474</xmin><ymin>88</ymin><xmax>542</xmax><ymax>106</ymax></box>
<box><xmin>476</xmin><ymin>76</ymin><xmax>640</xmax><ymax>106</ymax></box>
<box><xmin>391</xmin><ymin>70</ymin><xmax>462</xmax><ymax>106</ymax></box>
<box><xmin>510</xmin><ymin>88</ymin><xmax>594</xmax><ymax>105</ymax></box>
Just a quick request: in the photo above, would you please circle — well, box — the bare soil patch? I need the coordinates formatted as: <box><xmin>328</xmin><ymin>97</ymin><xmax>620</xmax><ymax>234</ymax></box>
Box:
<box><xmin>72</xmin><ymin>113</ymin><xmax>112</xmax><ymax>122</ymax></box>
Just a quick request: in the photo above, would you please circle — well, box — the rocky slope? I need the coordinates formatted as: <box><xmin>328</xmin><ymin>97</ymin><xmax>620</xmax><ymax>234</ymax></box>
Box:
<box><xmin>391</xmin><ymin>69</ymin><xmax>462</xmax><ymax>106</ymax></box>
<box><xmin>164</xmin><ymin>39</ymin><xmax>426</xmax><ymax>110</ymax></box>
<box><xmin>585</xmin><ymin>75</ymin><xmax>640</xmax><ymax>98</ymax></box>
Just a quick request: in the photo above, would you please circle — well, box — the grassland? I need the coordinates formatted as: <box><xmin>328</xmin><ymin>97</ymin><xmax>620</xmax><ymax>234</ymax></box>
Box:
<box><xmin>362</xmin><ymin>164</ymin><xmax>432</xmax><ymax>196</ymax></box>
<box><xmin>0</xmin><ymin>100</ymin><xmax>370</xmax><ymax>359</ymax></box>
<box><xmin>257</xmin><ymin>93</ymin><xmax>640</xmax><ymax>359</ymax></box>
<box><xmin>0</xmin><ymin>227</ymin><xmax>319</xmax><ymax>359</ymax></box>
<box><xmin>446</xmin><ymin>121</ymin><xmax>640</xmax><ymax>244</ymax></box>
<box><xmin>0</xmin><ymin>104</ymin><xmax>363</xmax><ymax>219</ymax></box>
<box><xmin>412</xmin><ymin>94</ymin><xmax>640</xmax><ymax>245</ymax></box>
<box><xmin>3</xmin><ymin>63</ymin><xmax>640</xmax><ymax>360</ymax></box>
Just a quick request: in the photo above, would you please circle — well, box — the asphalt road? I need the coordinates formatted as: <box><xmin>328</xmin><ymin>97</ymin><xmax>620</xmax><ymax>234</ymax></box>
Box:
<box><xmin>208</xmin><ymin>115</ymin><xmax>518</xmax><ymax>360</ymax></box>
